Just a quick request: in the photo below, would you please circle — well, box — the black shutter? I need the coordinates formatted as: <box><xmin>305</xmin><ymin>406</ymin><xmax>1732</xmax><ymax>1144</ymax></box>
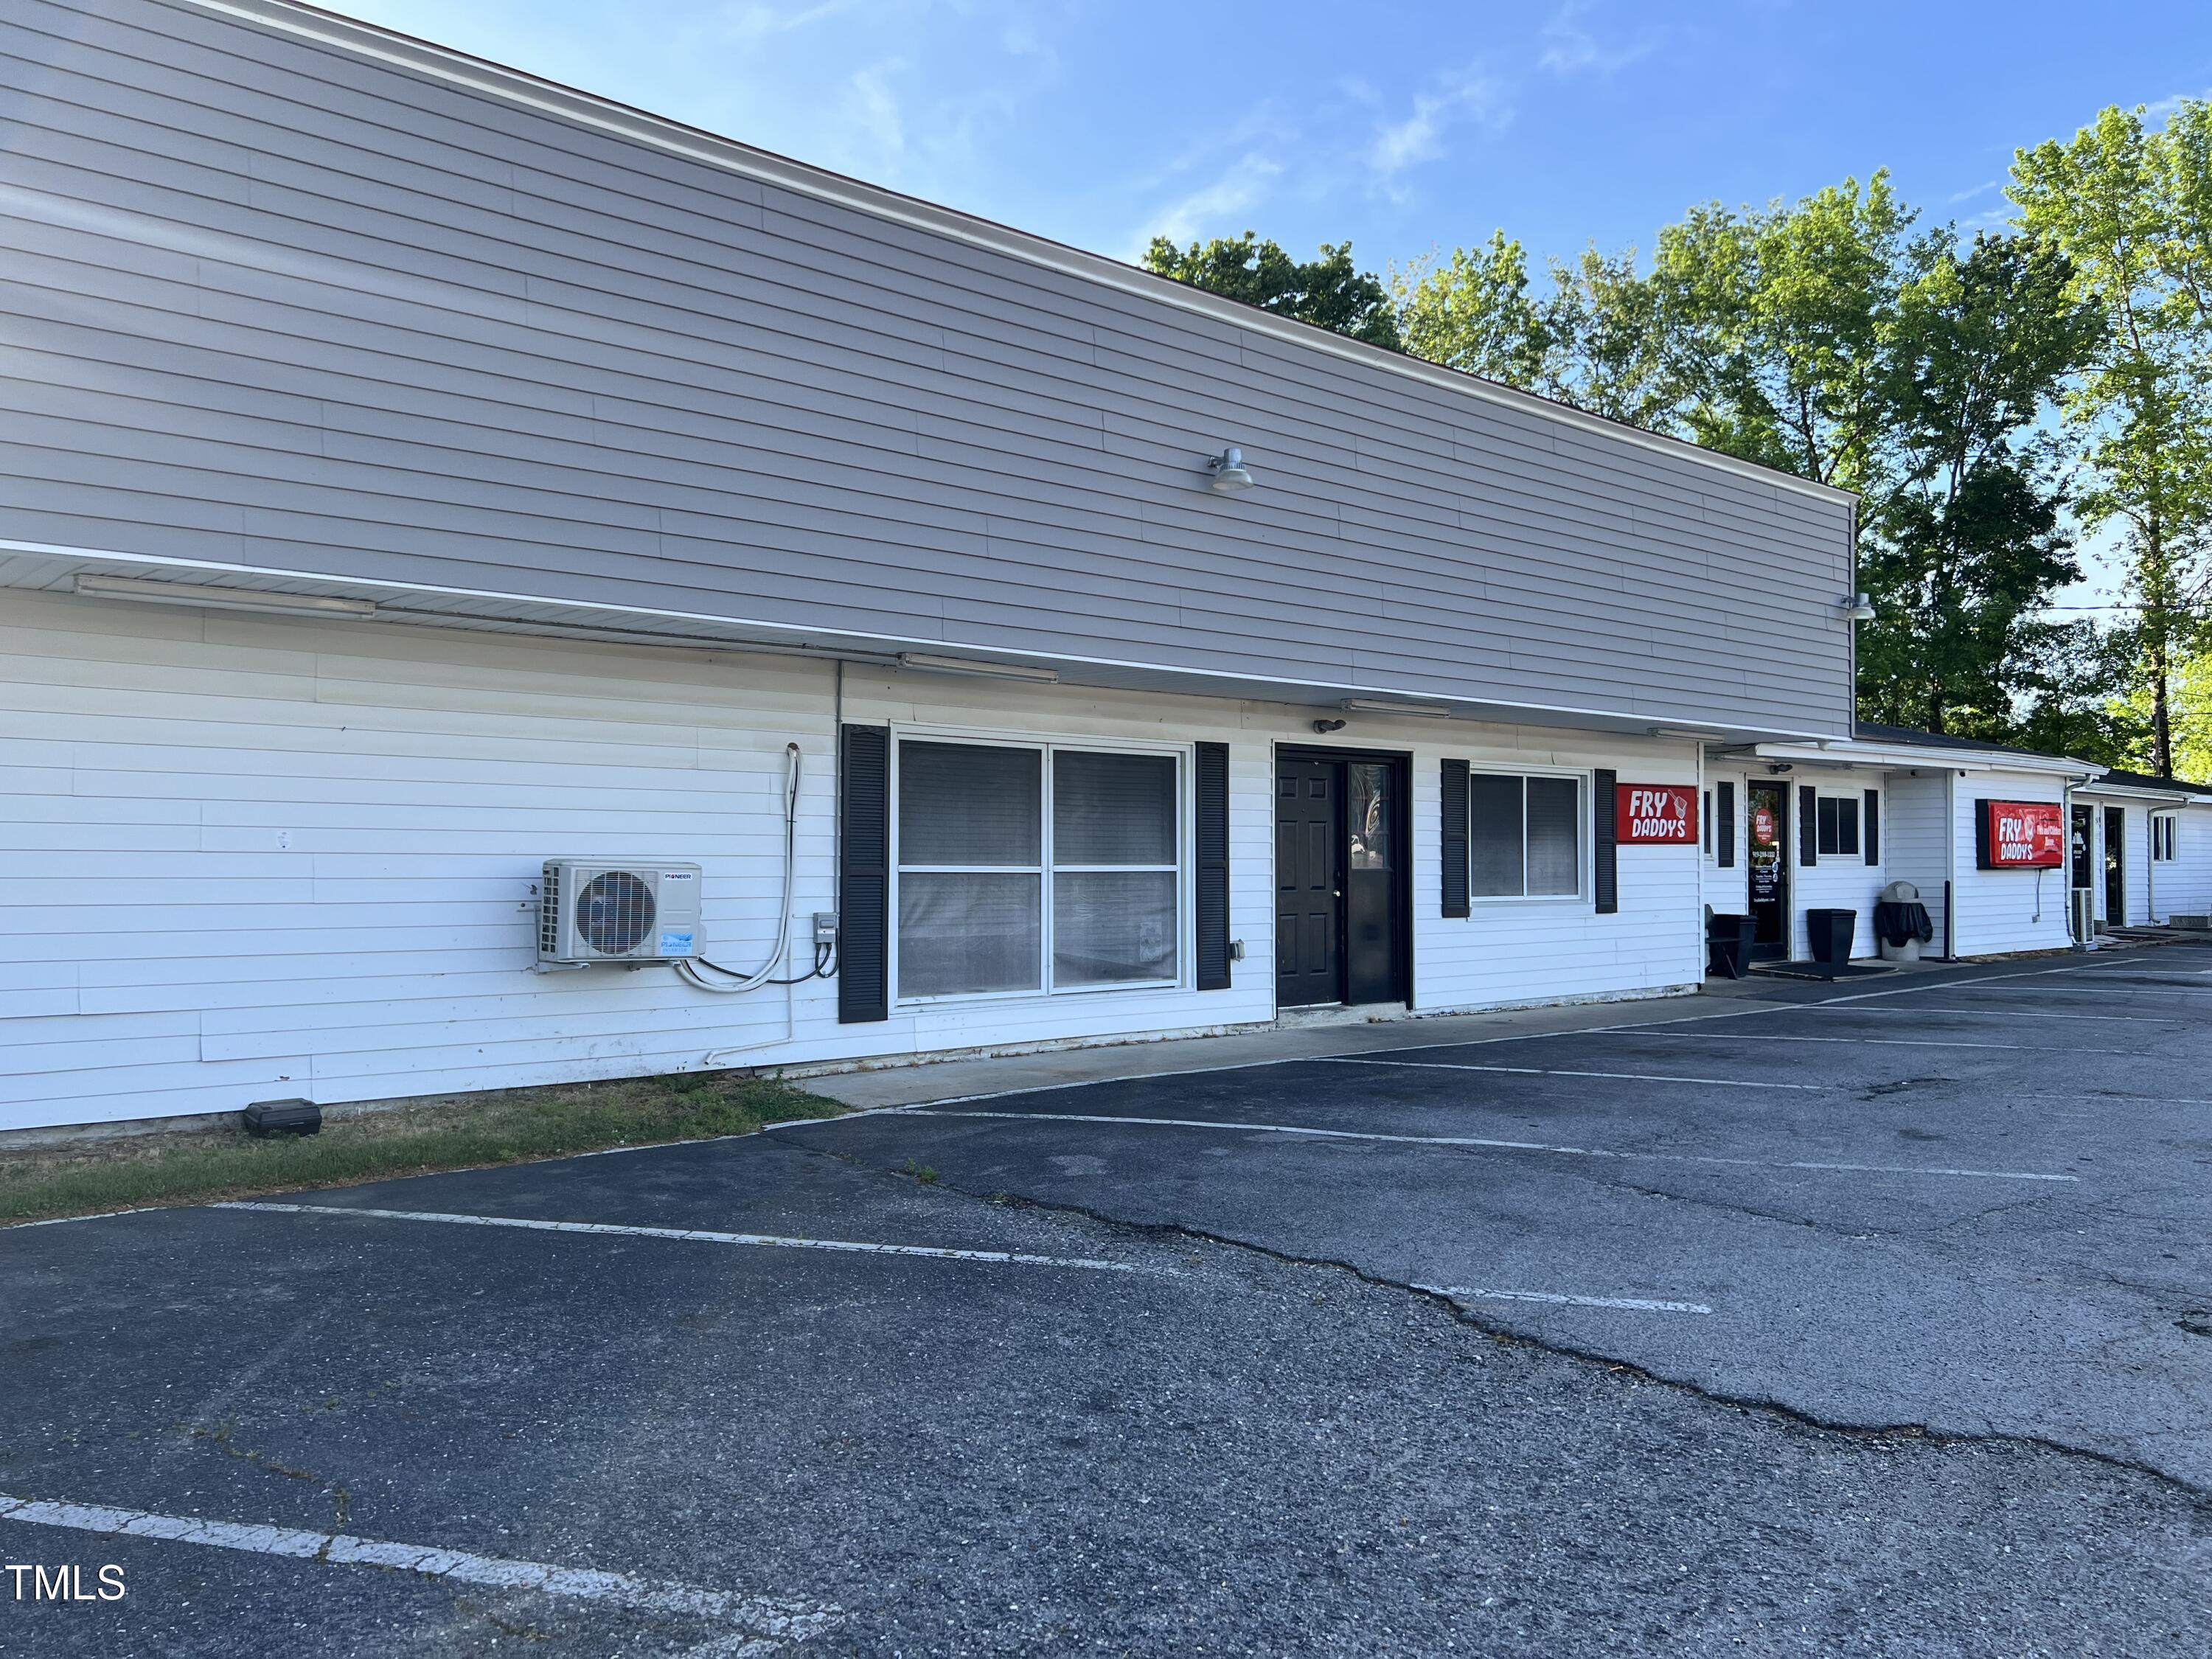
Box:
<box><xmin>1593</xmin><ymin>768</ymin><xmax>1618</xmax><ymax>914</ymax></box>
<box><xmin>1717</xmin><ymin>780</ymin><xmax>1735</xmax><ymax>869</ymax></box>
<box><xmin>1974</xmin><ymin>799</ymin><xmax>1993</xmax><ymax>869</ymax></box>
<box><xmin>1798</xmin><ymin>785</ymin><xmax>1818</xmax><ymax>867</ymax></box>
<box><xmin>1194</xmin><ymin>741</ymin><xmax>1231</xmax><ymax>990</ymax></box>
<box><xmin>837</xmin><ymin>724</ymin><xmax>890</xmax><ymax>1023</ymax></box>
<box><xmin>1864</xmin><ymin>789</ymin><xmax>1880</xmax><ymax>866</ymax></box>
<box><xmin>1439</xmin><ymin>759</ymin><xmax>1470</xmax><ymax>918</ymax></box>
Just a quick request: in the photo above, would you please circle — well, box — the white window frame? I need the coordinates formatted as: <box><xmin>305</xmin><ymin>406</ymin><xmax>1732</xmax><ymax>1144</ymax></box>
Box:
<box><xmin>1815</xmin><ymin>793</ymin><xmax>1862</xmax><ymax>858</ymax></box>
<box><xmin>887</xmin><ymin>726</ymin><xmax>1192</xmax><ymax>1007</ymax></box>
<box><xmin>1464</xmin><ymin>766</ymin><xmax>1590</xmax><ymax>905</ymax></box>
<box><xmin>2152</xmin><ymin>814</ymin><xmax>2176</xmax><ymax>861</ymax></box>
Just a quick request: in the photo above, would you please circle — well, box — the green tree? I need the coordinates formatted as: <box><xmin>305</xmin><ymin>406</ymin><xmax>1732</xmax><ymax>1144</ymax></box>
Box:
<box><xmin>2012</xmin><ymin>99</ymin><xmax>2212</xmax><ymax>776</ymax></box>
<box><xmin>1854</xmin><ymin>231</ymin><xmax>2104</xmax><ymax>734</ymax></box>
<box><xmin>1143</xmin><ymin>232</ymin><xmax>1402</xmax><ymax>349</ymax></box>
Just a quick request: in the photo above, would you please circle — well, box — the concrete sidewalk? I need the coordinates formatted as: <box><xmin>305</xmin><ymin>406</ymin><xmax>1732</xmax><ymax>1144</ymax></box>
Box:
<box><xmin>785</xmin><ymin>945</ymin><xmax>2131</xmax><ymax>1110</ymax></box>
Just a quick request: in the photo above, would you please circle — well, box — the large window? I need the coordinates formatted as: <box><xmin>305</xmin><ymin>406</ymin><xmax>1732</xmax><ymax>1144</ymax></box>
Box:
<box><xmin>894</xmin><ymin>739</ymin><xmax>1182</xmax><ymax>1001</ymax></box>
<box><xmin>1467</xmin><ymin>771</ymin><xmax>1583</xmax><ymax>899</ymax></box>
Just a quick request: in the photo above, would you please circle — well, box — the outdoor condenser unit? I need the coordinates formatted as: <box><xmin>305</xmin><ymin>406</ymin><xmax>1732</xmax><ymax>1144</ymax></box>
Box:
<box><xmin>538</xmin><ymin>860</ymin><xmax>703</xmax><ymax>964</ymax></box>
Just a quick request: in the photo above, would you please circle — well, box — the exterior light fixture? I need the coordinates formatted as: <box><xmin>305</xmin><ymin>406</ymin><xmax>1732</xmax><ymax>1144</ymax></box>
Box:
<box><xmin>74</xmin><ymin>573</ymin><xmax>378</xmax><ymax>619</ymax></box>
<box><xmin>1342</xmin><ymin>698</ymin><xmax>1453</xmax><ymax>718</ymax></box>
<box><xmin>1206</xmin><ymin>447</ymin><xmax>1255</xmax><ymax>492</ymax></box>
<box><xmin>897</xmin><ymin>653</ymin><xmax>1060</xmax><ymax>684</ymax></box>
<box><xmin>1311</xmin><ymin>717</ymin><xmax>1347</xmax><ymax>734</ymax></box>
<box><xmin>1843</xmin><ymin>591</ymin><xmax>1876</xmax><ymax>622</ymax></box>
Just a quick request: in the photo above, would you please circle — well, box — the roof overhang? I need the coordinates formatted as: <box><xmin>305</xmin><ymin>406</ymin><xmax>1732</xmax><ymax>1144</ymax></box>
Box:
<box><xmin>1</xmin><ymin>540</ymin><xmax>1848</xmax><ymax>747</ymax></box>
<box><xmin>2073</xmin><ymin>782</ymin><xmax>2202</xmax><ymax>804</ymax></box>
<box><xmin>1735</xmin><ymin>737</ymin><xmax>2105</xmax><ymax>781</ymax></box>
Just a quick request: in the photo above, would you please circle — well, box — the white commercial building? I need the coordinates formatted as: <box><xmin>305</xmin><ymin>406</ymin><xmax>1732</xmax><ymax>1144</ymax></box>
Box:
<box><xmin>3</xmin><ymin>0</ymin><xmax>2208</xmax><ymax>1136</ymax></box>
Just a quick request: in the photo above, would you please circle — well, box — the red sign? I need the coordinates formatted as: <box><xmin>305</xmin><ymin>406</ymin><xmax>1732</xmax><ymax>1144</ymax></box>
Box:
<box><xmin>1980</xmin><ymin>799</ymin><xmax>2065</xmax><ymax>869</ymax></box>
<box><xmin>1615</xmin><ymin>783</ymin><xmax>1698</xmax><ymax>844</ymax></box>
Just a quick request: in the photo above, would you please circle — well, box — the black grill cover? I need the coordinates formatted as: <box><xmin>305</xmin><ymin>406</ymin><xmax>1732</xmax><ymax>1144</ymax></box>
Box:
<box><xmin>1873</xmin><ymin>900</ymin><xmax>1935</xmax><ymax>947</ymax></box>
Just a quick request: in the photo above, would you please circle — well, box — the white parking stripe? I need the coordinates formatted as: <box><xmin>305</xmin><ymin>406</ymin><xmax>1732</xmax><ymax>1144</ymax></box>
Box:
<box><xmin>1586</xmin><ymin>1031</ymin><xmax>2124</xmax><ymax>1054</ymax></box>
<box><xmin>212</xmin><ymin>1202</ymin><xmax>1150</xmax><ymax>1273</ymax></box>
<box><xmin>0</xmin><ymin>1492</ymin><xmax>839</xmax><ymax>1641</ymax></box>
<box><xmin>911</xmin><ymin>1110</ymin><xmax>2079</xmax><ymax>1183</ymax></box>
<box><xmin>1318</xmin><ymin>1057</ymin><xmax>1832</xmax><ymax>1090</ymax></box>
<box><xmin>1778</xmin><ymin>1005</ymin><xmax>2186</xmax><ymax>1025</ymax></box>
<box><xmin>1419</xmin><ymin>1283</ymin><xmax>1714</xmax><ymax>1315</ymax></box>
<box><xmin>1933</xmin><ymin>982</ymin><xmax>2209</xmax><ymax>999</ymax></box>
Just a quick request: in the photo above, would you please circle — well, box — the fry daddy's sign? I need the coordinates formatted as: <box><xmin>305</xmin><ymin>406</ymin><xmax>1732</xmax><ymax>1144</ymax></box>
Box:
<box><xmin>1615</xmin><ymin>784</ymin><xmax>1698</xmax><ymax>844</ymax></box>
<box><xmin>1976</xmin><ymin>799</ymin><xmax>2065</xmax><ymax>869</ymax></box>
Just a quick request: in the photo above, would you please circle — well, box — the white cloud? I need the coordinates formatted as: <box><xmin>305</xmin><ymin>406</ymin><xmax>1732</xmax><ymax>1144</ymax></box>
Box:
<box><xmin>1367</xmin><ymin>68</ymin><xmax>1508</xmax><ymax>181</ymax></box>
<box><xmin>2146</xmin><ymin>85</ymin><xmax>2212</xmax><ymax>119</ymax></box>
<box><xmin>1537</xmin><ymin>1</ymin><xmax>1658</xmax><ymax>78</ymax></box>
<box><xmin>1138</xmin><ymin>153</ymin><xmax>1287</xmax><ymax>251</ymax></box>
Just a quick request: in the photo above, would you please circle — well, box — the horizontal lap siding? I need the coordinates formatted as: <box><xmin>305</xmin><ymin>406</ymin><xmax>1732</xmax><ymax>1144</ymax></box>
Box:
<box><xmin>1416</xmin><ymin>741</ymin><xmax>1701</xmax><ymax>1008</ymax></box>
<box><xmin>1</xmin><ymin>591</ymin><xmax>1705</xmax><ymax>1131</ymax></box>
<box><xmin>1787</xmin><ymin>775</ymin><xmax>1888</xmax><ymax>961</ymax></box>
<box><xmin>1881</xmin><ymin>773</ymin><xmax>1950</xmax><ymax>948</ymax></box>
<box><xmin>2</xmin><ymin>0</ymin><xmax>1852</xmax><ymax>735</ymax></box>
<box><xmin>1952</xmin><ymin>773</ymin><xmax>2070</xmax><ymax>957</ymax></box>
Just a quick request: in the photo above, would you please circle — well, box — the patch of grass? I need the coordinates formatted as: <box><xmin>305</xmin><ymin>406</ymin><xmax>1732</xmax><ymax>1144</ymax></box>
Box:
<box><xmin>0</xmin><ymin>1071</ymin><xmax>844</xmax><ymax>1227</ymax></box>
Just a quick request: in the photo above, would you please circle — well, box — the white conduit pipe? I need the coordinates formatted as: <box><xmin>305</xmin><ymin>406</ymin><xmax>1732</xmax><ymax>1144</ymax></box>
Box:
<box><xmin>675</xmin><ymin>742</ymin><xmax>802</xmax><ymax>995</ymax></box>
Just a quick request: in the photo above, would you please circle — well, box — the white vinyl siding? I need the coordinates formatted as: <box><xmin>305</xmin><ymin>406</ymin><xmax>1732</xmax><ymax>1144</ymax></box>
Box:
<box><xmin>0</xmin><ymin>588</ymin><xmax>1708</xmax><ymax>1135</ymax></box>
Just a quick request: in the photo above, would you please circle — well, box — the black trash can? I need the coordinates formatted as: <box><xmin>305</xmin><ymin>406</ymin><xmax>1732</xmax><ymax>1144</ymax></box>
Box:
<box><xmin>1806</xmin><ymin>908</ymin><xmax>1857</xmax><ymax>974</ymax></box>
<box><xmin>1705</xmin><ymin>913</ymin><xmax>1756</xmax><ymax>979</ymax></box>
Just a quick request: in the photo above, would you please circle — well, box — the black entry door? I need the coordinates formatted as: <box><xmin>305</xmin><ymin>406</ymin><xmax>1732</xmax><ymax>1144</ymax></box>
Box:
<box><xmin>1343</xmin><ymin>760</ymin><xmax>1402</xmax><ymax>1004</ymax></box>
<box><xmin>1747</xmin><ymin>781</ymin><xmax>1790</xmax><ymax>955</ymax></box>
<box><xmin>1276</xmin><ymin>759</ymin><xmax>1342</xmax><ymax>1006</ymax></box>
<box><xmin>1276</xmin><ymin>754</ymin><xmax>1408</xmax><ymax>1007</ymax></box>
<box><xmin>2104</xmin><ymin>806</ymin><xmax>2126</xmax><ymax>924</ymax></box>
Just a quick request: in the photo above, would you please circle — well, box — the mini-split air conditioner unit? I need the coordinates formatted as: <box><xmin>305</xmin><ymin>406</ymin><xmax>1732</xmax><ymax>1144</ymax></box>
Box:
<box><xmin>538</xmin><ymin>860</ymin><xmax>703</xmax><ymax>965</ymax></box>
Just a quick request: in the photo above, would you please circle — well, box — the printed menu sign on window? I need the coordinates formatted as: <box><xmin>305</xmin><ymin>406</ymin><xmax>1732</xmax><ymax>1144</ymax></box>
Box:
<box><xmin>1976</xmin><ymin>799</ymin><xmax>2065</xmax><ymax>869</ymax></box>
<box><xmin>1614</xmin><ymin>784</ymin><xmax>1698</xmax><ymax>844</ymax></box>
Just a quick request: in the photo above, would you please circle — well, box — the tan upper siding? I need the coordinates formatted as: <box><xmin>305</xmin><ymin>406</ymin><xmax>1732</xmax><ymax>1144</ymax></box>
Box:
<box><xmin>0</xmin><ymin>0</ymin><xmax>1855</xmax><ymax>736</ymax></box>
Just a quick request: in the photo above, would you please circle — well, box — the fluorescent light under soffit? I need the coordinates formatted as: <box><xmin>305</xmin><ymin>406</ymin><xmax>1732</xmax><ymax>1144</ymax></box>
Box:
<box><xmin>74</xmin><ymin>573</ymin><xmax>378</xmax><ymax>619</ymax></box>
<box><xmin>897</xmin><ymin>652</ymin><xmax>1060</xmax><ymax>684</ymax></box>
<box><xmin>1341</xmin><ymin>698</ymin><xmax>1453</xmax><ymax>718</ymax></box>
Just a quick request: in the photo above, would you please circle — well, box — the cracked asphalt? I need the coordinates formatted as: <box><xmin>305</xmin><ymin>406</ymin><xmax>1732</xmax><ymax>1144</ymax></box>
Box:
<box><xmin>5</xmin><ymin>947</ymin><xmax>2211</xmax><ymax>1655</ymax></box>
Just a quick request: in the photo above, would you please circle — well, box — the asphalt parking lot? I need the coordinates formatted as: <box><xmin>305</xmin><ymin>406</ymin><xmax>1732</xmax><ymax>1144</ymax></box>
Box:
<box><xmin>6</xmin><ymin>947</ymin><xmax>2211</xmax><ymax>1655</ymax></box>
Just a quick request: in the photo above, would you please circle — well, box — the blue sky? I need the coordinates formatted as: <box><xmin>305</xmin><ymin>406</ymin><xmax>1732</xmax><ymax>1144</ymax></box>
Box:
<box><xmin>333</xmin><ymin>1</ymin><xmax>2211</xmax><ymax>271</ymax></box>
<box><xmin>330</xmin><ymin>0</ymin><xmax>2212</xmax><ymax>602</ymax></box>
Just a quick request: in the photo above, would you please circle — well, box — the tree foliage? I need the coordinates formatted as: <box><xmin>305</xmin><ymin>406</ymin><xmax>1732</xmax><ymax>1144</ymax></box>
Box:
<box><xmin>1143</xmin><ymin>232</ymin><xmax>1402</xmax><ymax>350</ymax></box>
<box><xmin>2011</xmin><ymin>98</ymin><xmax>2212</xmax><ymax>776</ymax></box>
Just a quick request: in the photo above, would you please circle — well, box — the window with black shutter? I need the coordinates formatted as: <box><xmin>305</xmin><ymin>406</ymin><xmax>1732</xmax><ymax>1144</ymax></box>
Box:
<box><xmin>1717</xmin><ymin>781</ymin><xmax>1736</xmax><ymax>869</ymax></box>
<box><xmin>1195</xmin><ymin>742</ymin><xmax>1231</xmax><ymax>988</ymax></box>
<box><xmin>838</xmin><ymin>724</ymin><xmax>891</xmax><ymax>1023</ymax></box>
<box><xmin>1593</xmin><ymin>768</ymin><xmax>1618</xmax><ymax>914</ymax></box>
<box><xmin>1439</xmin><ymin>759</ymin><xmax>1470</xmax><ymax>918</ymax></box>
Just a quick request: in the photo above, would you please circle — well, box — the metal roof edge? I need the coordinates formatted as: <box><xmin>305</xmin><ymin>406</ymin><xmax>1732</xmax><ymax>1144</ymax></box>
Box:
<box><xmin>172</xmin><ymin>0</ymin><xmax>1860</xmax><ymax>514</ymax></box>
<box><xmin>1750</xmin><ymin>738</ymin><xmax>2104</xmax><ymax>779</ymax></box>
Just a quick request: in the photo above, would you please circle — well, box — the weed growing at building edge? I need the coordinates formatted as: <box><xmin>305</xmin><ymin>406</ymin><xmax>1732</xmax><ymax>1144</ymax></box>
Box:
<box><xmin>0</xmin><ymin>1072</ymin><xmax>844</xmax><ymax>1225</ymax></box>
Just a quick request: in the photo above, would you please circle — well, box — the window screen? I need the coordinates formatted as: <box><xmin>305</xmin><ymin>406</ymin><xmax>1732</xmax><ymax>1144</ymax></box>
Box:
<box><xmin>1466</xmin><ymin>771</ymin><xmax>1582</xmax><ymax>899</ymax></box>
<box><xmin>1469</xmin><ymin>773</ymin><xmax>1525</xmax><ymax>897</ymax></box>
<box><xmin>895</xmin><ymin>740</ymin><xmax>1180</xmax><ymax>1000</ymax></box>
<box><xmin>1816</xmin><ymin>796</ymin><xmax>1860</xmax><ymax>857</ymax></box>
<box><xmin>897</xmin><ymin>742</ymin><xmax>1043</xmax><ymax>998</ymax></box>
<box><xmin>1053</xmin><ymin>751</ymin><xmax>1178</xmax><ymax>987</ymax></box>
<box><xmin>1526</xmin><ymin>777</ymin><xmax>1580</xmax><ymax>895</ymax></box>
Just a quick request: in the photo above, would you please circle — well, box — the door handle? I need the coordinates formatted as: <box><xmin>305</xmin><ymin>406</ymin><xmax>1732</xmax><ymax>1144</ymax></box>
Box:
<box><xmin>1333</xmin><ymin>888</ymin><xmax>1343</xmax><ymax>898</ymax></box>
